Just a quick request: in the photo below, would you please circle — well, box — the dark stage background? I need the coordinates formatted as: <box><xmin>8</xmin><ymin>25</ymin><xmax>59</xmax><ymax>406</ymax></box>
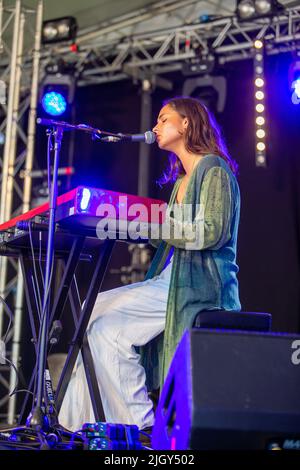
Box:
<box><xmin>29</xmin><ymin>51</ymin><xmax>300</xmax><ymax>372</ymax></box>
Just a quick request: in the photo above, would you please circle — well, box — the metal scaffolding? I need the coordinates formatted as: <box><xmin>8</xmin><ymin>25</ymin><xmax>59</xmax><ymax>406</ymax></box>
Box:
<box><xmin>0</xmin><ymin>0</ymin><xmax>299</xmax><ymax>425</ymax></box>
<box><xmin>0</xmin><ymin>0</ymin><xmax>43</xmax><ymax>423</ymax></box>
<box><xmin>34</xmin><ymin>2</ymin><xmax>300</xmax><ymax>86</ymax></box>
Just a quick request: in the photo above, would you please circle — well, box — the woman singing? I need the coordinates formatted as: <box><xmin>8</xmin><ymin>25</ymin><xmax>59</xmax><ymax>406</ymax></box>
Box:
<box><xmin>59</xmin><ymin>96</ymin><xmax>241</xmax><ymax>434</ymax></box>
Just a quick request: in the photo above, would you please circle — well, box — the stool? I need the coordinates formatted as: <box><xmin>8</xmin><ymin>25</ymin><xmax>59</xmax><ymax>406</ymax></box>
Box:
<box><xmin>193</xmin><ymin>310</ymin><xmax>272</xmax><ymax>332</ymax></box>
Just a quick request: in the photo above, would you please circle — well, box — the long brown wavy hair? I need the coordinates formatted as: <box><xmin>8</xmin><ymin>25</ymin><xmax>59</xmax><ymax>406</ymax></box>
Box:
<box><xmin>158</xmin><ymin>96</ymin><xmax>238</xmax><ymax>185</ymax></box>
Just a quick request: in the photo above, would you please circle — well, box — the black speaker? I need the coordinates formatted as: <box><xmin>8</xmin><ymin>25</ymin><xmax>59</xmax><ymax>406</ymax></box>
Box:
<box><xmin>152</xmin><ymin>329</ymin><xmax>300</xmax><ymax>450</ymax></box>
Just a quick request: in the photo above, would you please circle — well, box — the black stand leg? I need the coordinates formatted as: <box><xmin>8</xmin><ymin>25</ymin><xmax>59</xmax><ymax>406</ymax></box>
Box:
<box><xmin>17</xmin><ymin>252</ymin><xmax>44</xmax><ymax>424</ymax></box>
<box><xmin>56</xmin><ymin>239</ymin><xmax>115</xmax><ymax>419</ymax></box>
<box><xmin>68</xmin><ymin>275</ymin><xmax>82</xmax><ymax>326</ymax></box>
<box><xmin>49</xmin><ymin>237</ymin><xmax>85</xmax><ymax>326</ymax></box>
<box><xmin>20</xmin><ymin>252</ymin><xmax>42</xmax><ymax>350</ymax></box>
<box><xmin>19</xmin><ymin>236</ymin><xmax>113</xmax><ymax>427</ymax></box>
<box><xmin>81</xmin><ymin>335</ymin><xmax>105</xmax><ymax>422</ymax></box>
<box><xmin>18</xmin><ymin>237</ymin><xmax>85</xmax><ymax>424</ymax></box>
<box><xmin>67</xmin><ymin>270</ymin><xmax>106</xmax><ymax>421</ymax></box>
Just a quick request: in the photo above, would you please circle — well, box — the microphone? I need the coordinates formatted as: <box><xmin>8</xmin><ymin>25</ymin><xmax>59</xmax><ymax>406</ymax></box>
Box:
<box><xmin>36</xmin><ymin>117</ymin><xmax>157</xmax><ymax>144</ymax></box>
<box><xmin>118</xmin><ymin>131</ymin><xmax>156</xmax><ymax>144</ymax></box>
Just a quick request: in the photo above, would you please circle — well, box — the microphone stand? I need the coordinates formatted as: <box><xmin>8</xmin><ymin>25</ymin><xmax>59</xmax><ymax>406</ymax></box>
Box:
<box><xmin>36</xmin><ymin>118</ymin><xmax>127</xmax><ymax>141</ymax></box>
<box><xmin>27</xmin><ymin>124</ymin><xmax>63</xmax><ymax>429</ymax></box>
<box><xmin>27</xmin><ymin>119</ymin><xmax>124</xmax><ymax>431</ymax></box>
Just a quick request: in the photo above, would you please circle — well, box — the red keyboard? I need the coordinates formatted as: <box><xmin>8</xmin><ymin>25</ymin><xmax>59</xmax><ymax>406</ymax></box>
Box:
<box><xmin>0</xmin><ymin>186</ymin><xmax>166</xmax><ymax>235</ymax></box>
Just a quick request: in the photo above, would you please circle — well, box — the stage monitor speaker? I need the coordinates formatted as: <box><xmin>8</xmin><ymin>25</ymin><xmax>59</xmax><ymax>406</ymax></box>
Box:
<box><xmin>152</xmin><ymin>329</ymin><xmax>300</xmax><ymax>450</ymax></box>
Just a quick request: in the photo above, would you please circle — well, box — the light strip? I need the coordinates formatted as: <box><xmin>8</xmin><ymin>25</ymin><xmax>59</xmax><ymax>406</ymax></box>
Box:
<box><xmin>254</xmin><ymin>39</ymin><xmax>267</xmax><ymax>167</ymax></box>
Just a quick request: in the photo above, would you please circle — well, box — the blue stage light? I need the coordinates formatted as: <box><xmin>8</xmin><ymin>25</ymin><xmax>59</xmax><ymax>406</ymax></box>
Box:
<box><xmin>42</xmin><ymin>91</ymin><xmax>67</xmax><ymax>116</ymax></box>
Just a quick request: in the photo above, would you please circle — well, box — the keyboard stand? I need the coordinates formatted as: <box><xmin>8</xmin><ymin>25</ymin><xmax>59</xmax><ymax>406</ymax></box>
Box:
<box><xmin>1</xmin><ymin>227</ymin><xmax>115</xmax><ymax>425</ymax></box>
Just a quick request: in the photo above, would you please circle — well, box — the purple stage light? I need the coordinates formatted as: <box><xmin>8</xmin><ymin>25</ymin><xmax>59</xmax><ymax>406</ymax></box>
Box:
<box><xmin>289</xmin><ymin>60</ymin><xmax>300</xmax><ymax>105</ymax></box>
<box><xmin>293</xmin><ymin>77</ymin><xmax>300</xmax><ymax>99</ymax></box>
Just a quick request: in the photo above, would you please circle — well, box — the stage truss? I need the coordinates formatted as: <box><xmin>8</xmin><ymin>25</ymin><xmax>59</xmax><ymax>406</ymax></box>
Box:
<box><xmin>0</xmin><ymin>0</ymin><xmax>299</xmax><ymax>425</ymax></box>
<box><xmin>38</xmin><ymin>2</ymin><xmax>300</xmax><ymax>86</ymax></box>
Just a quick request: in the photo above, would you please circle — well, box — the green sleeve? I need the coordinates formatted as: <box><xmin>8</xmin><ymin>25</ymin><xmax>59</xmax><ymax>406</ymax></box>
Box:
<box><xmin>161</xmin><ymin>167</ymin><xmax>232</xmax><ymax>250</ymax></box>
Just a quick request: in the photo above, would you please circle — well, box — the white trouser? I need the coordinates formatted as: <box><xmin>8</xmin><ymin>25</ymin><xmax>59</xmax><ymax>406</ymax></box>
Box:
<box><xmin>58</xmin><ymin>260</ymin><xmax>172</xmax><ymax>432</ymax></box>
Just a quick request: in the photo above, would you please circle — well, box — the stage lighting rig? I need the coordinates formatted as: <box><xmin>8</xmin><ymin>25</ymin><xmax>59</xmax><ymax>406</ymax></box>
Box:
<box><xmin>182</xmin><ymin>54</ymin><xmax>216</xmax><ymax>76</ymax></box>
<box><xmin>253</xmin><ymin>39</ymin><xmax>267</xmax><ymax>167</ymax></box>
<box><xmin>236</xmin><ymin>0</ymin><xmax>284</xmax><ymax>21</ymax></box>
<box><xmin>182</xmin><ymin>74</ymin><xmax>227</xmax><ymax>114</ymax></box>
<box><xmin>40</xmin><ymin>75</ymin><xmax>75</xmax><ymax>117</ymax></box>
<box><xmin>42</xmin><ymin>16</ymin><xmax>77</xmax><ymax>44</ymax></box>
<box><xmin>39</xmin><ymin>60</ymin><xmax>76</xmax><ymax>117</ymax></box>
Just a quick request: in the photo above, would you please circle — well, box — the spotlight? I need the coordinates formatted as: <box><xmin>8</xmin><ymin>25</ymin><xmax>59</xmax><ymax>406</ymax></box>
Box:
<box><xmin>255</xmin><ymin>78</ymin><xmax>264</xmax><ymax>87</ymax></box>
<box><xmin>182</xmin><ymin>54</ymin><xmax>216</xmax><ymax>76</ymax></box>
<box><xmin>236</xmin><ymin>0</ymin><xmax>284</xmax><ymax>20</ymax></box>
<box><xmin>42</xmin><ymin>91</ymin><xmax>67</xmax><ymax>116</ymax></box>
<box><xmin>257</xmin><ymin>142</ymin><xmax>265</xmax><ymax>151</ymax></box>
<box><xmin>256</xmin><ymin>116</ymin><xmax>265</xmax><ymax>125</ymax></box>
<box><xmin>256</xmin><ymin>129</ymin><xmax>266</xmax><ymax>138</ymax></box>
<box><xmin>254</xmin><ymin>40</ymin><xmax>263</xmax><ymax>49</ymax></box>
<box><xmin>40</xmin><ymin>73</ymin><xmax>76</xmax><ymax>117</ymax></box>
<box><xmin>255</xmin><ymin>0</ymin><xmax>272</xmax><ymax>15</ymax></box>
<box><xmin>255</xmin><ymin>90</ymin><xmax>264</xmax><ymax>100</ymax></box>
<box><xmin>256</xmin><ymin>154</ymin><xmax>266</xmax><ymax>165</ymax></box>
<box><xmin>236</xmin><ymin>0</ymin><xmax>256</xmax><ymax>19</ymax></box>
<box><xmin>289</xmin><ymin>60</ymin><xmax>300</xmax><ymax>105</ymax></box>
<box><xmin>42</xmin><ymin>16</ymin><xmax>77</xmax><ymax>44</ymax></box>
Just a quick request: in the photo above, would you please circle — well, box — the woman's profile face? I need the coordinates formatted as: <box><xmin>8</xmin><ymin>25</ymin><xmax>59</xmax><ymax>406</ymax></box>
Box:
<box><xmin>152</xmin><ymin>104</ymin><xmax>188</xmax><ymax>152</ymax></box>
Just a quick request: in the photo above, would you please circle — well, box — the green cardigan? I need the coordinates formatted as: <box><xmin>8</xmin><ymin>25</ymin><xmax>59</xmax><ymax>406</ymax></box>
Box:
<box><xmin>141</xmin><ymin>154</ymin><xmax>241</xmax><ymax>391</ymax></box>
